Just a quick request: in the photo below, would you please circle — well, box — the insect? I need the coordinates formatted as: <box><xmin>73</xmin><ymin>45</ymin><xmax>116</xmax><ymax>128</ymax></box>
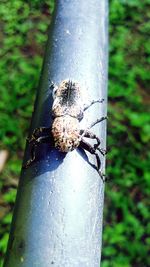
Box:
<box><xmin>23</xmin><ymin>79</ymin><xmax>107</xmax><ymax>180</ymax></box>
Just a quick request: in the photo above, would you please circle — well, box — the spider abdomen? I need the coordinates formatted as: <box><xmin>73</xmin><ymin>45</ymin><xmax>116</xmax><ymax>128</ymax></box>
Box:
<box><xmin>52</xmin><ymin>115</ymin><xmax>80</xmax><ymax>152</ymax></box>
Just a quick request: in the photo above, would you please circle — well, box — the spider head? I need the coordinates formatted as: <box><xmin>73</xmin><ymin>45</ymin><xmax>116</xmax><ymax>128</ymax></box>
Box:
<box><xmin>52</xmin><ymin>116</ymin><xmax>81</xmax><ymax>152</ymax></box>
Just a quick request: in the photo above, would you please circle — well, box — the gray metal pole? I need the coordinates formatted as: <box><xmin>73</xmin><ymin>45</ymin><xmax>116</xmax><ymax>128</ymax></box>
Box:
<box><xmin>3</xmin><ymin>1</ymin><xmax>108</xmax><ymax>267</ymax></box>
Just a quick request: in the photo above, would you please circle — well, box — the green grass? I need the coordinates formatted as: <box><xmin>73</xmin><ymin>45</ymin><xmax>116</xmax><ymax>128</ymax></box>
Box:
<box><xmin>102</xmin><ymin>1</ymin><xmax>150</xmax><ymax>266</ymax></box>
<box><xmin>0</xmin><ymin>0</ymin><xmax>150</xmax><ymax>266</ymax></box>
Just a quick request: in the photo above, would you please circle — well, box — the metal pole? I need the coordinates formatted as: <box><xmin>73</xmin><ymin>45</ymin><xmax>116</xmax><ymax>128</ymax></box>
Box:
<box><xmin>3</xmin><ymin>1</ymin><xmax>108</xmax><ymax>266</ymax></box>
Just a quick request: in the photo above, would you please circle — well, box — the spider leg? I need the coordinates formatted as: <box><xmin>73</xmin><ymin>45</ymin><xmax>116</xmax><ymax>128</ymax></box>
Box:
<box><xmin>27</xmin><ymin>127</ymin><xmax>51</xmax><ymax>144</ymax></box>
<box><xmin>23</xmin><ymin>135</ymin><xmax>50</xmax><ymax>169</ymax></box>
<box><xmin>96</xmin><ymin>147</ymin><xmax>107</xmax><ymax>156</ymax></box>
<box><xmin>80</xmin><ymin>129</ymin><xmax>106</xmax><ymax>156</ymax></box>
<box><xmin>83</xmin><ymin>99</ymin><xmax>104</xmax><ymax>111</ymax></box>
<box><xmin>51</xmin><ymin>83</ymin><xmax>58</xmax><ymax>98</ymax></box>
<box><xmin>88</xmin><ymin>116</ymin><xmax>107</xmax><ymax>129</ymax></box>
<box><xmin>80</xmin><ymin>139</ymin><xmax>105</xmax><ymax>181</ymax></box>
<box><xmin>80</xmin><ymin>129</ymin><xmax>100</xmax><ymax>148</ymax></box>
<box><xmin>80</xmin><ymin>117</ymin><xmax>107</xmax><ymax>140</ymax></box>
<box><xmin>80</xmin><ymin>139</ymin><xmax>101</xmax><ymax>171</ymax></box>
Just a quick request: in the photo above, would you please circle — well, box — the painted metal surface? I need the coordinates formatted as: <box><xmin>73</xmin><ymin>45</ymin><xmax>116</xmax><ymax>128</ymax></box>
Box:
<box><xmin>4</xmin><ymin>1</ymin><xmax>108</xmax><ymax>266</ymax></box>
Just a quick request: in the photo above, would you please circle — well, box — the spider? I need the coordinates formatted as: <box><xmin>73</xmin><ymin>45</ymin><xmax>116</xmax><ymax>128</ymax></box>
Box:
<box><xmin>23</xmin><ymin>80</ymin><xmax>107</xmax><ymax>180</ymax></box>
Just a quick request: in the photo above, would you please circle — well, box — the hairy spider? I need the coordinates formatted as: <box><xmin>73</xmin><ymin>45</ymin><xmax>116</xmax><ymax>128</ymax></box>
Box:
<box><xmin>23</xmin><ymin>80</ymin><xmax>107</xmax><ymax>180</ymax></box>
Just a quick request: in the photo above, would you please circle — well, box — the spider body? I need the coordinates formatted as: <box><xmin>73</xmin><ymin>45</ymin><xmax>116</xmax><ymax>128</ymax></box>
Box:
<box><xmin>52</xmin><ymin>115</ymin><xmax>80</xmax><ymax>152</ymax></box>
<box><xmin>24</xmin><ymin>79</ymin><xmax>107</xmax><ymax>180</ymax></box>
<box><xmin>52</xmin><ymin>80</ymin><xmax>83</xmax><ymax>152</ymax></box>
<box><xmin>52</xmin><ymin>80</ymin><xmax>84</xmax><ymax>120</ymax></box>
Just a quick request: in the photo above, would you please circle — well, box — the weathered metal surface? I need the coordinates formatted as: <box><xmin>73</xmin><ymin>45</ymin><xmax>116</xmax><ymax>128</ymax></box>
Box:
<box><xmin>4</xmin><ymin>1</ymin><xmax>108</xmax><ymax>266</ymax></box>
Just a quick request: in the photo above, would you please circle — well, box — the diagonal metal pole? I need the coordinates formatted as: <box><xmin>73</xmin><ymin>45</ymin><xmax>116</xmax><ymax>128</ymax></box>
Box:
<box><xmin>3</xmin><ymin>1</ymin><xmax>108</xmax><ymax>267</ymax></box>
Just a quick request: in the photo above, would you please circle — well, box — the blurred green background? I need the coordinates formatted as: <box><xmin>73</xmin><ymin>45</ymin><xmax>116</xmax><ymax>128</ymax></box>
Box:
<box><xmin>0</xmin><ymin>1</ymin><xmax>150</xmax><ymax>266</ymax></box>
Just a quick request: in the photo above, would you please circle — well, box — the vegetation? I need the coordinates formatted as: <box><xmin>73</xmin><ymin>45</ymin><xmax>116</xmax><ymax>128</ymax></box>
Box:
<box><xmin>0</xmin><ymin>0</ymin><xmax>149</xmax><ymax>266</ymax></box>
<box><xmin>103</xmin><ymin>1</ymin><xmax>150</xmax><ymax>266</ymax></box>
